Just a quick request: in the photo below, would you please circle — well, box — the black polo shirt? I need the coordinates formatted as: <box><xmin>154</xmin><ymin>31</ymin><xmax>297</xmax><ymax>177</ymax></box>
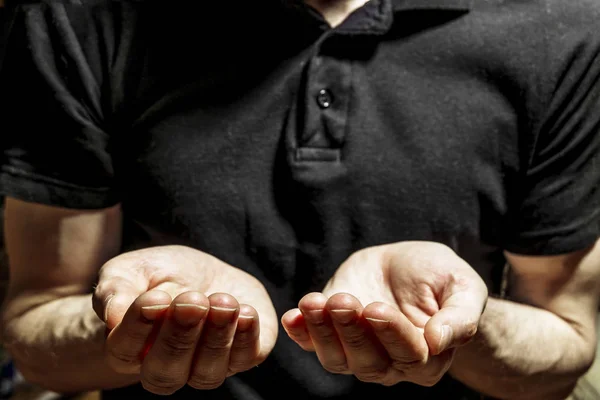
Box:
<box><xmin>0</xmin><ymin>6</ymin><xmax>5</xmax><ymax>65</ymax></box>
<box><xmin>1</xmin><ymin>0</ymin><xmax>600</xmax><ymax>399</ymax></box>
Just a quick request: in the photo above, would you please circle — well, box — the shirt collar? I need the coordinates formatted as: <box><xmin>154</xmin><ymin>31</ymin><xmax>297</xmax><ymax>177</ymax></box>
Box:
<box><xmin>278</xmin><ymin>0</ymin><xmax>473</xmax><ymax>37</ymax></box>
<box><xmin>282</xmin><ymin>0</ymin><xmax>474</xmax><ymax>11</ymax></box>
<box><xmin>391</xmin><ymin>0</ymin><xmax>474</xmax><ymax>11</ymax></box>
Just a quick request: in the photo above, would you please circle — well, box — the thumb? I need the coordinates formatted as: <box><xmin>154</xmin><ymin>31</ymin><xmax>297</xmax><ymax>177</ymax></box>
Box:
<box><xmin>92</xmin><ymin>256</ymin><xmax>149</xmax><ymax>330</ymax></box>
<box><xmin>93</xmin><ymin>278</ymin><xmax>141</xmax><ymax>330</ymax></box>
<box><xmin>424</xmin><ymin>290</ymin><xmax>487</xmax><ymax>356</ymax></box>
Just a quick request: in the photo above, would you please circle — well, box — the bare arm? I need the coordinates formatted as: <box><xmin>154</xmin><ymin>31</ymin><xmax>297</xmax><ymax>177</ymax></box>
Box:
<box><xmin>0</xmin><ymin>197</ymin><xmax>138</xmax><ymax>393</ymax></box>
<box><xmin>450</xmin><ymin>240</ymin><xmax>600</xmax><ymax>399</ymax></box>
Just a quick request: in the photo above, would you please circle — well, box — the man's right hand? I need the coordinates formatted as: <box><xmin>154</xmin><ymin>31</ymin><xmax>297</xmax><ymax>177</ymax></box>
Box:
<box><xmin>92</xmin><ymin>245</ymin><xmax>278</xmax><ymax>395</ymax></box>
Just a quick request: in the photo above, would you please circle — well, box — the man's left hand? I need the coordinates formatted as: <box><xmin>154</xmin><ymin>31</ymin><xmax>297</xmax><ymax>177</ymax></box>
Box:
<box><xmin>282</xmin><ymin>241</ymin><xmax>488</xmax><ymax>387</ymax></box>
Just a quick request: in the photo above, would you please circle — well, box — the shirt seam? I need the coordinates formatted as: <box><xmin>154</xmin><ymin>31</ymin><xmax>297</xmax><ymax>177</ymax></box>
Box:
<box><xmin>1</xmin><ymin>165</ymin><xmax>114</xmax><ymax>194</ymax></box>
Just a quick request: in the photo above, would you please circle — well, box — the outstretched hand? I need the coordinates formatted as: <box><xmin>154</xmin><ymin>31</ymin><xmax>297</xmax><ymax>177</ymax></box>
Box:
<box><xmin>93</xmin><ymin>246</ymin><xmax>278</xmax><ymax>394</ymax></box>
<box><xmin>282</xmin><ymin>241</ymin><xmax>488</xmax><ymax>387</ymax></box>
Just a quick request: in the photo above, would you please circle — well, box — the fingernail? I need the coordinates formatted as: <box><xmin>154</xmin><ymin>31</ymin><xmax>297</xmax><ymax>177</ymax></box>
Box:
<box><xmin>103</xmin><ymin>294</ymin><xmax>115</xmax><ymax>323</ymax></box>
<box><xmin>236</xmin><ymin>314</ymin><xmax>255</xmax><ymax>331</ymax></box>
<box><xmin>140</xmin><ymin>304</ymin><xmax>170</xmax><ymax>321</ymax></box>
<box><xmin>210</xmin><ymin>306</ymin><xmax>239</xmax><ymax>326</ymax></box>
<box><xmin>210</xmin><ymin>306</ymin><xmax>238</xmax><ymax>312</ymax></box>
<box><xmin>439</xmin><ymin>325</ymin><xmax>454</xmax><ymax>352</ymax></box>
<box><xmin>175</xmin><ymin>304</ymin><xmax>208</xmax><ymax>311</ymax></box>
<box><xmin>303</xmin><ymin>310</ymin><xmax>324</xmax><ymax>324</ymax></box>
<box><xmin>330</xmin><ymin>309</ymin><xmax>356</xmax><ymax>324</ymax></box>
<box><xmin>174</xmin><ymin>304</ymin><xmax>208</xmax><ymax>327</ymax></box>
<box><xmin>365</xmin><ymin>317</ymin><xmax>390</xmax><ymax>331</ymax></box>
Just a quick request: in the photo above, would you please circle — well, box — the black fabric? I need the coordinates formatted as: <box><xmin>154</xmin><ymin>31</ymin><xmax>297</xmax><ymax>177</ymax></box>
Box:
<box><xmin>1</xmin><ymin>0</ymin><xmax>600</xmax><ymax>399</ymax></box>
<box><xmin>0</xmin><ymin>3</ymin><xmax>7</xmax><ymax>303</ymax></box>
<box><xmin>0</xmin><ymin>7</ymin><xmax>5</xmax><ymax>65</ymax></box>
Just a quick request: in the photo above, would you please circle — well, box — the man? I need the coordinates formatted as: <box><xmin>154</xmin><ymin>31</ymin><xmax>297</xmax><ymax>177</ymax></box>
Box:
<box><xmin>0</xmin><ymin>0</ymin><xmax>599</xmax><ymax>399</ymax></box>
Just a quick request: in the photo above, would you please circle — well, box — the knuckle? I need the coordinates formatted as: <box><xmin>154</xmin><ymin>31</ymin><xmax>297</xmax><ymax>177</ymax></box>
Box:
<box><xmin>381</xmin><ymin>377</ymin><xmax>402</xmax><ymax>387</ymax></box>
<box><xmin>429</xmin><ymin>356</ymin><xmax>453</xmax><ymax>378</ymax></box>
<box><xmin>340</xmin><ymin>331</ymin><xmax>368</xmax><ymax>350</ymax></box>
<box><xmin>123</xmin><ymin>327</ymin><xmax>149</xmax><ymax>344</ymax></box>
<box><xmin>159</xmin><ymin>332</ymin><xmax>198</xmax><ymax>357</ymax></box>
<box><xmin>308</xmin><ymin>318</ymin><xmax>331</xmax><ymax>329</ymax></box>
<box><xmin>299</xmin><ymin>342</ymin><xmax>315</xmax><ymax>352</ymax></box>
<box><xmin>228</xmin><ymin>352</ymin><xmax>260</xmax><ymax>373</ymax></box>
<box><xmin>227</xmin><ymin>361</ymin><xmax>253</xmax><ymax>374</ymax></box>
<box><xmin>106</xmin><ymin>346</ymin><xmax>140</xmax><ymax>370</ymax></box>
<box><xmin>401</xmin><ymin>355</ymin><xmax>449</xmax><ymax>387</ymax></box>
<box><xmin>92</xmin><ymin>283</ymin><xmax>112</xmax><ymax>306</ymax></box>
<box><xmin>354</xmin><ymin>366</ymin><xmax>388</xmax><ymax>383</ymax></box>
<box><xmin>312</xmin><ymin>327</ymin><xmax>338</xmax><ymax>343</ymax></box>
<box><xmin>92</xmin><ymin>282</ymin><xmax>105</xmax><ymax>298</ymax></box>
<box><xmin>188</xmin><ymin>375</ymin><xmax>226</xmax><ymax>390</ymax></box>
<box><xmin>322</xmin><ymin>362</ymin><xmax>349</xmax><ymax>374</ymax></box>
<box><xmin>231</xmin><ymin>332</ymin><xmax>256</xmax><ymax>350</ymax></box>
<box><xmin>203</xmin><ymin>335</ymin><xmax>233</xmax><ymax>353</ymax></box>
<box><xmin>142</xmin><ymin>372</ymin><xmax>184</xmax><ymax>395</ymax></box>
<box><xmin>355</xmin><ymin>372</ymin><xmax>382</xmax><ymax>383</ymax></box>
<box><xmin>413</xmin><ymin>375</ymin><xmax>443</xmax><ymax>387</ymax></box>
<box><xmin>391</xmin><ymin>358</ymin><xmax>425</xmax><ymax>372</ymax></box>
<box><xmin>407</xmin><ymin>367</ymin><xmax>446</xmax><ymax>387</ymax></box>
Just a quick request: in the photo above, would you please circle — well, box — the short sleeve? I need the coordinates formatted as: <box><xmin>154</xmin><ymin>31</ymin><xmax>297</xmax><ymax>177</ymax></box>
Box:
<box><xmin>0</xmin><ymin>1</ymin><xmax>119</xmax><ymax>209</ymax></box>
<box><xmin>505</xmin><ymin>11</ymin><xmax>600</xmax><ymax>255</ymax></box>
<box><xmin>0</xmin><ymin>7</ymin><xmax>7</xmax><ymax>66</ymax></box>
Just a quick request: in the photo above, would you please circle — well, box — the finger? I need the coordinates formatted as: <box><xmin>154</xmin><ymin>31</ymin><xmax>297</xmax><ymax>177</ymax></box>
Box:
<box><xmin>424</xmin><ymin>288</ymin><xmax>487</xmax><ymax>355</ymax></box>
<box><xmin>404</xmin><ymin>349</ymin><xmax>455</xmax><ymax>387</ymax></box>
<box><xmin>227</xmin><ymin>304</ymin><xmax>261</xmax><ymax>375</ymax></box>
<box><xmin>299</xmin><ymin>293</ymin><xmax>349</xmax><ymax>375</ymax></box>
<box><xmin>140</xmin><ymin>291</ymin><xmax>209</xmax><ymax>395</ymax></box>
<box><xmin>105</xmin><ymin>290</ymin><xmax>172</xmax><ymax>374</ymax></box>
<box><xmin>363</xmin><ymin>302</ymin><xmax>429</xmax><ymax>366</ymax></box>
<box><xmin>188</xmin><ymin>293</ymin><xmax>239</xmax><ymax>390</ymax></box>
<box><xmin>93</xmin><ymin>256</ymin><xmax>150</xmax><ymax>330</ymax></box>
<box><xmin>281</xmin><ymin>308</ymin><xmax>315</xmax><ymax>351</ymax></box>
<box><xmin>326</xmin><ymin>294</ymin><xmax>391</xmax><ymax>382</ymax></box>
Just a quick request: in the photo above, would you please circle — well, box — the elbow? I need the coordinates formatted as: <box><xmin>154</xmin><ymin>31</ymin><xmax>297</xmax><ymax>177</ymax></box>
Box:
<box><xmin>1</xmin><ymin>323</ymin><xmax>41</xmax><ymax>388</ymax></box>
<box><xmin>560</xmin><ymin>341</ymin><xmax>597</xmax><ymax>391</ymax></box>
<box><xmin>19</xmin><ymin>372</ymin><xmax>77</xmax><ymax>395</ymax></box>
<box><xmin>4</xmin><ymin>340</ymin><xmax>78</xmax><ymax>394</ymax></box>
<box><xmin>573</xmin><ymin>346</ymin><xmax>596</xmax><ymax>377</ymax></box>
<box><xmin>15</xmin><ymin>366</ymin><xmax>78</xmax><ymax>395</ymax></box>
<box><xmin>558</xmin><ymin>349</ymin><xmax>597</xmax><ymax>399</ymax></box>
<box><xmin>512</xmin><ymin>384</ymin><xmax>578</xmax><ymax>400</ymax></box>
<box><xmin>9</xmin><ymin>358</ymin><xmax>52</xmax><ymax>391</ymax></box>
<box><xmin>513</xmin><ymin>347</ymin><xmax>596</xmax><ymax>400</ymax></box>
<box><xmin>535</xmin><ymin>333</ymin><xmax>597</xmax><ymax>400</ymax></box>
<box><xmin>0</xmin><ymin>314</ymin><xmax>68</xmax><ymax>394</ymax></box>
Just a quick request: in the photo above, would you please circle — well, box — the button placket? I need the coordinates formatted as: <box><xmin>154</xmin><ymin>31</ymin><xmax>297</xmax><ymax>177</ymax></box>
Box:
<box><xmin>299</xmin><ymin>51</ymin><xmax>352</xmax><ymax>151</ymax></box>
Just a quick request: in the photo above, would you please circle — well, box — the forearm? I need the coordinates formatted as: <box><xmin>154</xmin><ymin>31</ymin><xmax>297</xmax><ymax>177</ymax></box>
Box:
<box><xmin>2</xmin><ymin>294</ymin><xmax>139</xmax><ymax>393</ymax></box>
<box><xmin>450</xmin><ymin>297</ymin><xmax>595</xmax><ymax>400</ymax></box>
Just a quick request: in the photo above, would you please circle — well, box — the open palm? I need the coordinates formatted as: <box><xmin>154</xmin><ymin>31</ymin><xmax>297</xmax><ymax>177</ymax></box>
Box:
<box><xmin>282</xmin><ymin>241</ymin><xmax>488</xmax><ymax>387</ymax></box>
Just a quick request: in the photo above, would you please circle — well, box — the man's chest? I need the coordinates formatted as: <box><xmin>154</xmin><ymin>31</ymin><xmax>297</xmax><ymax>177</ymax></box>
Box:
<box><xmin>111</xmin><ymin>5</ymin><xmax>541</xmax><ymax>291</ymax></box>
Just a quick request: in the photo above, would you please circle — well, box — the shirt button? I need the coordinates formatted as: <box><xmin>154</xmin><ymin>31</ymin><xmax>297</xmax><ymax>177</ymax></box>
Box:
<box><xmin>316</xmin><ymin>89</ymin><xmax>333</xmax><ymax>109</ymax></box>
